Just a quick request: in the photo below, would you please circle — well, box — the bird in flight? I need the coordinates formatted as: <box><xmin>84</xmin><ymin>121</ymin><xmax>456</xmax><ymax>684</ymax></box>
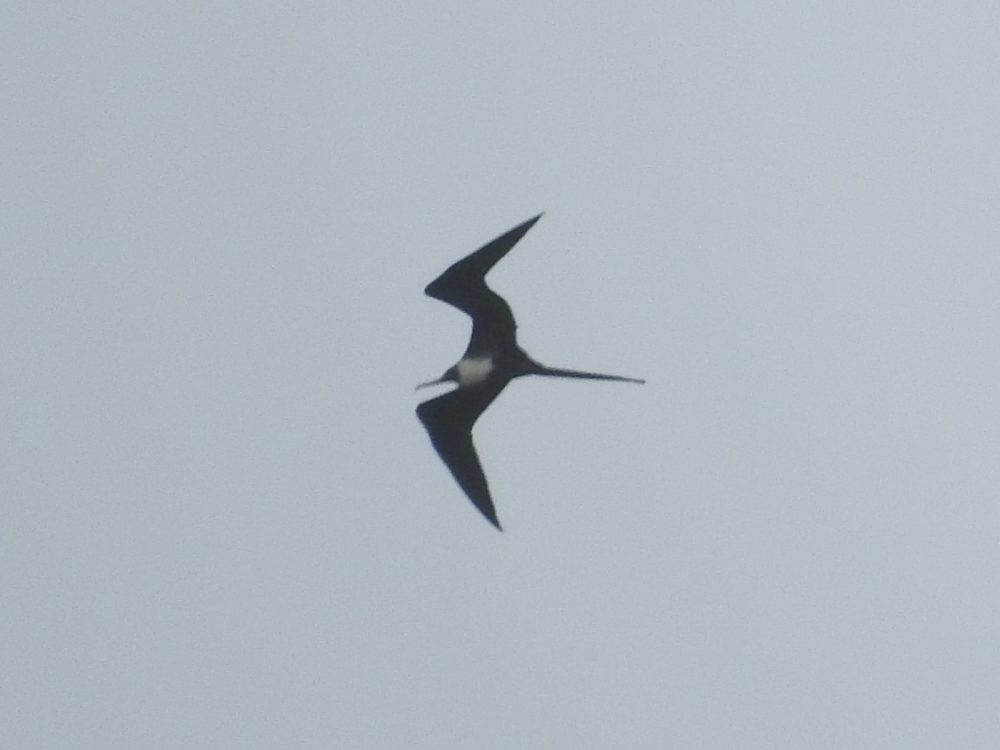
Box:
<box><xmin>416</xmin><ymin>214</ymin><xmax>644</xmax><ymax>530</ymax></box>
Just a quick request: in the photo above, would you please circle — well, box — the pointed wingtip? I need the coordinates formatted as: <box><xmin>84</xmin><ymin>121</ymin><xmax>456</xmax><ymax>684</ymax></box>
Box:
<box><xmin>509</xmin><ymin>212</ymin><xmax>543</xmax><ymax>238</ymax></box>
<box><xmin>515</xmin><ymin>212</ymin><xmax>543</xmax><ymax>230</ymax></box>
<box><xmin>476</xmin><ymin>502</ymin><xmax>503</xmax><ymax>531</ymax></box>
<box><xmin>478</xmin><ymin>503</ymin><xmax>503</xmax><ymax>531</ymax></box>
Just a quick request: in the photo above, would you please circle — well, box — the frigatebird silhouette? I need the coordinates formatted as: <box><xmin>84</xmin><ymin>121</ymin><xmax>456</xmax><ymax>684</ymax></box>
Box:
<box><xmin>416</xmin><ymin>214</ymin><xmax>645</xmax><ymax>530</ymax></box>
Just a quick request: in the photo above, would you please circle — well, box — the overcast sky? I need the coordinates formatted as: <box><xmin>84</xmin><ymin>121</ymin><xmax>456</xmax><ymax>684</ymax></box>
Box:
<box><xmin>4</xmin><ymin>2</ymin><xmax>999</xmax><ymax>748</ymax></box>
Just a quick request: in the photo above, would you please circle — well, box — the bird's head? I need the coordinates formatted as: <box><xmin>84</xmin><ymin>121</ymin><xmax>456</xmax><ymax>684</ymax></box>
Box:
<box><xmin>416</xmin><ymin>364</ymin><xmax>459</xmax><ymax>391</ymax></box>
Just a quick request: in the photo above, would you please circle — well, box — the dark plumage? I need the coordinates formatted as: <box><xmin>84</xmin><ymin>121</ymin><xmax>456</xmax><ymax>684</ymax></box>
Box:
<box><xmin>417</xmin><ymin>215</ymin><xmax>644</xmax><ymax>529</ymax></box>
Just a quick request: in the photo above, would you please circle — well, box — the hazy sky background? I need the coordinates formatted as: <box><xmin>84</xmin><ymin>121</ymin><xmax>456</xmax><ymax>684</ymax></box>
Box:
<box><xmin>4</xmin><ymin>3</ymin><xmax>999</xmax><ymax>748</ymax></box>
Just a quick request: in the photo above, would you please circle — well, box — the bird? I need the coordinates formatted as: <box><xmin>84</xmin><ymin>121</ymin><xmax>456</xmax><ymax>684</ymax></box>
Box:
<box><xmin>416</xmin><ymin>214</ymin><xmax>645</xmax><ymax>530</ymax></box>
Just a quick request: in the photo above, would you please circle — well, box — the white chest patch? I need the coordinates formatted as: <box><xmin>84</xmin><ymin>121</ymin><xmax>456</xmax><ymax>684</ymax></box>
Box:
<box><xmin>456</xmin><ymin>357</ymin><xmax>494</xmax><ymax>387</ymax></box>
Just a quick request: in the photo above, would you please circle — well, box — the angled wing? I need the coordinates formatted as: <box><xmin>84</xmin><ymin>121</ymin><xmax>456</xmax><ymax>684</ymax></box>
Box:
<box><xmin>424</xmin><ymin>214</ymin><xmax>542</xmax><ymax>357</ymax></box>
<box><xmin>416</xmin><ymin>381</ymin><xmax>509</xmax><ymax>530</ymax></box>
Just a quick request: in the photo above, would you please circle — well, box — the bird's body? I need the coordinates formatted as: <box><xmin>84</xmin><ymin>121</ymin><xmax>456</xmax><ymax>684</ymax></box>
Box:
<box><xmin>417</xmin><ymin>214</ymin><xmax>644</xmax><ymax>530</ymax></box>
<box><xmin>455</xmin><ymin>357</ymin><xmax>495</xmax><ymax>387</ymax></box>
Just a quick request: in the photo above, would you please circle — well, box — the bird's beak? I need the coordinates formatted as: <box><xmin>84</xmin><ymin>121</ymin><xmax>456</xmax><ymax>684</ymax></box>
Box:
<box><xmin>415</xmin><ymin>376</ymin><xmax>447</xmax><ymax>391</ymax></box>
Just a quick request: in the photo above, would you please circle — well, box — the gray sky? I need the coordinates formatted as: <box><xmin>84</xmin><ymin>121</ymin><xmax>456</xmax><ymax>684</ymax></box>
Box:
<box><xmin>4</xmin><ymin>2</ymin><xmax>999</xmax><ymax>748</ymax></box>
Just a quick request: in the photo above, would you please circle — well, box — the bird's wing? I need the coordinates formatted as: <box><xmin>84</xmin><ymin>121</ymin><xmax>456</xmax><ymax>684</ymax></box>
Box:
<box><xmin>424</xmin><ymin>214</ymin><xmax>542</xmax><ymax>356</ymax></box>
<box><xmin>416</xmin><ymin>382</ymin><xmax>508</xmax><ymax>530</ymax></box>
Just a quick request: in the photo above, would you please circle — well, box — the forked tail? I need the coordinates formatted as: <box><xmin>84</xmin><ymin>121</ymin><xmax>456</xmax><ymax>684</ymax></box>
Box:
<box><xmin>531</xmin><ymin>363</ymin><xmax>645</xmax><ymax>384</ymax></box>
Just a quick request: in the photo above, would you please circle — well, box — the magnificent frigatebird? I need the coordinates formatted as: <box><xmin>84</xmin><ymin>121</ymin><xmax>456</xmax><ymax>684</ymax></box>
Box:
<box><xmin>416</xmin><ymin>214</ymin><xmax>645</xmax><ymax>530</ymax></box>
